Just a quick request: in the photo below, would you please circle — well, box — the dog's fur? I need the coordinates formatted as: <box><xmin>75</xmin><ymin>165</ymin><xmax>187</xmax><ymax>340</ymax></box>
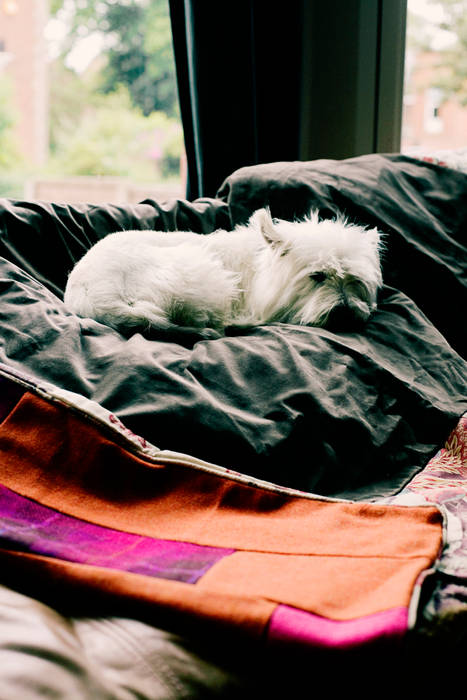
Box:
<box><xmin>64</xmin><ymin>208</ymin><xmax>383</xmax><ymax>335</ymax></box>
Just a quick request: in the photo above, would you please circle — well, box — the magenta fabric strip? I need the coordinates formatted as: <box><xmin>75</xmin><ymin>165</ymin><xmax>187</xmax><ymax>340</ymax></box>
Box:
<box><xmin>0</xmin><ymin>484</ymin><xmax>234</xmax><ymax>583</ymax></box>
<box><xmin>268</xmin><ymin>604</ymin><xmax>408</xmax><ymax>650</ymax></box>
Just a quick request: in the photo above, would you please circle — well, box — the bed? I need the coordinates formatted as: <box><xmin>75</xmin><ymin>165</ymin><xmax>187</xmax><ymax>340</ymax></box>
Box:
<box><xmin>0</xmin><ymin>153</ymin><xmax>466</xmax><ymax>697</ymax></box>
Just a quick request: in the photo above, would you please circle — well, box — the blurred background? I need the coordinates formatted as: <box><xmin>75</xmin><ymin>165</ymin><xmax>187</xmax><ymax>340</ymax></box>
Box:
<box><xmin>0</xmin><ymin>0</ymin><xmax>465</xmax><ymax>203</ymax></box>
<box><xmin>0</xmin><ymin>0</ymin><xmax>185</xmax><ymax>202</ymax></box>
<box><xmin>402</xmin><ymin>0</ymin><xmax>466</xmax><ymax>155</ymax></box>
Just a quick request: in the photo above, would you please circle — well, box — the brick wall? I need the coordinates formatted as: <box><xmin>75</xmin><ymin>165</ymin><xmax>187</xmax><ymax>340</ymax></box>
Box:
<box><xmin>0</xmin><ymin>0</ymin><xmax>48</xmax><ymax>164</ymax></box>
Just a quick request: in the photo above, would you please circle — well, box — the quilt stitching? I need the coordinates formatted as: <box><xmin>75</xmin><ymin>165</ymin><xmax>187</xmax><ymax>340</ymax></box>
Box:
<box><xmin>0</xmin><ymin>363</ymin><xmax>446</xmax><ymax>652</ymax></box>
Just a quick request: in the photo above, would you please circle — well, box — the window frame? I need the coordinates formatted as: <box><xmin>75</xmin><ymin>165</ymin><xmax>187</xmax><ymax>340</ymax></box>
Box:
<box><xmin>299</xmin><ymin>0</ymin><xmax>408</xmax><ymax>161</ymax></box>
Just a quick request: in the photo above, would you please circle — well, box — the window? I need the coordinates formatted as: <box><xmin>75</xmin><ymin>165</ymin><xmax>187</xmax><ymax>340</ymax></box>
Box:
<box><xmin>402</xmin><ymin>0</ymin><xmax>467</xmax><ymax>154</ymax></box>
<box><xmin>0</xmin><ymin>0</ymin><xmax>184</xmax><ymax>203</ymax></box>
<box><xmin>424</xmin><ymin>86</ymin><xmax>444</xmax><ymax>132</ymax></box>
<box><xmin>298</xmin><ymin>0</ymin><xmax>408</xmax><ymax>161</ymax></box>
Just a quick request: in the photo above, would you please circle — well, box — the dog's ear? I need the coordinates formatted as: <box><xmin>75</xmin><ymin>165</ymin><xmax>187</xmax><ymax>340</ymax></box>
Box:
<box><xmin>249</xmin><ymin>208</ymin><xmax>284</xmax><ymax>249</ymax></box>
<box><xmin>365</xmin><ymin>227</ymin><xmax>382</xmax><ymax>249</ymax></box>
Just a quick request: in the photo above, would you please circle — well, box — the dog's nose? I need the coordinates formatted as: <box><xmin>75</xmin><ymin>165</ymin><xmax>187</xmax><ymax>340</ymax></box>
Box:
<box><xmin>325</xmin><ymin>303</ymin><xmax>359</xmax><ymax>331</ymax></box>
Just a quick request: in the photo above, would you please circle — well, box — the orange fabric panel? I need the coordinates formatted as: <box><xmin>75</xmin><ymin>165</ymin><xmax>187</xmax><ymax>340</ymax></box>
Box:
<box><xmin>0</xmin><ymin>388</ymin><xmax>445</xmax><ymax>638</ymax></box>
<box><xmin>0</xmin><ymin>547</ymin><xmax>275</xmax><ymax>641</ymax></box>
<box><xmin>197</xmin><ymin>551</ymin><xmax>434</xmax><ymax>620</ymax></box>
<box><xmin>0</xmin><ymin>393</ymin><xmax>443</xmax><ymax>560</ymax></box>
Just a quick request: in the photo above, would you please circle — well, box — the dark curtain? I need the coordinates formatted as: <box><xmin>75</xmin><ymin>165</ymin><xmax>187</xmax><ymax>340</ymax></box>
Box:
<box><xmin>168</xmin><ymin>0</ymin><xmax>305</xmax><ymax>200</ymax></box>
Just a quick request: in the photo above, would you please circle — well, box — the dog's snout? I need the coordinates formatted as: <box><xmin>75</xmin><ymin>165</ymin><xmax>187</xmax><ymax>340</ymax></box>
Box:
<box><xmin>326</xmin><ymin>303</ymin><xmax>363</xmax><ymax>331</ymax></box>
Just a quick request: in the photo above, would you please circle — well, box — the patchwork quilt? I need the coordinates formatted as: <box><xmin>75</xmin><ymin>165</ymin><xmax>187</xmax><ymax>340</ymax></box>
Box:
<box><xmin>0</xmin><ymin>362</ymin><xmax>453</xmax><ymax>660</ymax></box>
<box><xmin>0</xmin><ymin>154</ymin><xmax>466</xmax><ymax>688</ymax></box>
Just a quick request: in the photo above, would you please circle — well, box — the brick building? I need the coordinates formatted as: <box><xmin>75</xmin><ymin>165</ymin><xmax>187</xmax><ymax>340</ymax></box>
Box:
<box><xmin>0</xmin><ymin>0</ymin><xmax>48</xmax><ymax>165</ymax></box>
<box><xmin>402</xmin><ymin>49</ymin><xmax>467</xmax><ymax>152</ymax></box>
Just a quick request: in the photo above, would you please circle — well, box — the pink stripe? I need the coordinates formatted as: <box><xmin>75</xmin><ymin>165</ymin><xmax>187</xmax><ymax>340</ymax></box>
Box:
<box><xmin>0</xmin><ymin>484</ymin><xmax>234</xmax><ymax>583</ymax></box>
<box><xmin>268</xmin><ymin>604</ymin><xmax>408</xmax><ymax>650</ymax></box>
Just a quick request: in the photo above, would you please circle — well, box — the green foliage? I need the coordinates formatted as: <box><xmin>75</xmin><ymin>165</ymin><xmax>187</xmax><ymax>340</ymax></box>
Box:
<box><xmin>0</xmin><ymin>173</ymin><xmax>25</xmax><ymax>199</ymax></box>
<box><xmin>431</xmin><ymin>0</ymin><xmax>467</xmax><ymax>104</ymax></box>
<box><xmin>0</xmin><ymin>76</ymin><xmax>23</xmax><ymax>171</ymax></box>
<box><xmin>48</xmin><ymin>83</ymin><xmax>182</xmax><ymax>180</ymax></box>
<box><xmin>408</xmin><ymin>0</ymin><xmax>467</xmax><ymax>105</ymax></box>
<box><xmin>48</xmin><ymin>60</ymin><xmax>94</xmax><ymax>155</ymax></box>
<box><xmin>52</xmin><ymin>0</ymin><xmax>179</xmax><ymax>117</ymax></box>
<box><xmin>406</xmin><ymin>9</ymin><xmax>435</xmax><ymax>51</ymax></box>
<box><xmin>49</xmin><ymin>0</ymin><xmax>65</xmax><ymax>15</ymax></box>
<box><xmin>45</xmin><ymin>1</ymin><xmax>183</xmax><ymax>181</ymax></box>
<box><xmin>160</xmin><ymin>125</ymin><xmax>184</xmax><ymax>178</ymax></box>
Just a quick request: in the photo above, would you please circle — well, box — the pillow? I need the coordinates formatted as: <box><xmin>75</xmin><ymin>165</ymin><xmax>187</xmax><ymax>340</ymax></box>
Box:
<box><xmin>217</xmin><ymin>153</ymin><xmax>467</xmax><ymax>359</ymax></box>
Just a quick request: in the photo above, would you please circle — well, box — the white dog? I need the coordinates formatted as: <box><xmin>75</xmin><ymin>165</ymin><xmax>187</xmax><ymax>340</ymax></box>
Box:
<box><xmin>64</xmin><ymin>208</ymin><xmax>382</xmax><ymax>335</ymax></box>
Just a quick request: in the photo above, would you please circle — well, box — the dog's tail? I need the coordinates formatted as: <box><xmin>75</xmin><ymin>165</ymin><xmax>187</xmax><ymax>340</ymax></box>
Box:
<box><xmin>98</xmin><ymin>299</ymin><xmax>223</xmax><ymax>344</ymax></box>
<box><xmin>65</xmin><ymin>280</ymin><xmax>162</xmax><ymax>332</ymax></box>
<box><xmin>65</xmin><ymin>284</ymin><xmax>223</xmax><ymax>343</ymax></box>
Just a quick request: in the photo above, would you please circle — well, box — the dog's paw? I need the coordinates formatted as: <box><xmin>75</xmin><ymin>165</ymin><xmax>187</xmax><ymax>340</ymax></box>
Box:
<box><xmin>144</xmin><ymin>325</ymin><xmax>223</xmax><ymax>347</ymax></box>
<box><xmin>224</xmin><ymin>323</ymin><xmax>257</xmax><ymax>336</ymax></box>
<box><xmin>194</xmin><ymin>327</ymin><xmax>223</xmax><ymax>341</ymax></box>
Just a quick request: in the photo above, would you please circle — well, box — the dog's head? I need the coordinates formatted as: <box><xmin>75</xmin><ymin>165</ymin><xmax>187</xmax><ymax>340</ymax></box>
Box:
<box><xmin>248</xmin><ymin>208</ymin><xmax>383</xmax><ymax>328</ymax></box>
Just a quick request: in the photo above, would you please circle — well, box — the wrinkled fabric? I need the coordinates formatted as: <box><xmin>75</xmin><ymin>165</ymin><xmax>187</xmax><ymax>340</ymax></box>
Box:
<box><xmin>0</xmin><ymin>154</ymin><xmax>466</xmax><ymax>500</ymax></box>
<box><xmin>0</xmin><ymin>197</ymin><xmax>231</xmax><ymax>297</ymax></box>
<box><xmin>218</xmin><ymin>154</ymin><xmax>467</xmax><ymax>359</ymax></box>
<box><xmin>0</xmin><ymin>254</ymin><xmax>465</xmax><ymax>499</ymax></box>
<box><xmin>0</xmin><ymin>368</ymin><xmax>443</xmax><ymax>662</ymax></box>
<box><xmin>0</xmin><ymin>153</ymin><xmax>466</xmax><ymax>695</ymax></box>
<box><xmin>0</xmin><ymin>583</ymin><xmax>252</xmax><ymax>699</ymax></box>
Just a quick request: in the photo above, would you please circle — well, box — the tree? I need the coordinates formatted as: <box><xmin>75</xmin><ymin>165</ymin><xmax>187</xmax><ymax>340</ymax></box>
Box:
<box><xmin>408</xmin><ymin>0</ymin><xmax>467</xmax><ymax>105</ymax></box>
<box><xmin>430</xmin><ymin>0</ymin><xmax>467</xmax><ymax>104</ymax></box>
<box><xmin>0</xmin><ymin>75</ymin><xmax>26</xmax><ymax>196</ymax></box>
<box><xmin>46</xmin><ymin>2</ymin><xmax>183</xmax><ymax>180</ymax></box>
<box><xmin>0</xmin><ymin>75</ymin><xmax>22</xmax><ymax>169</ymax></box>
<box><xmin>48</xmin><ymin>84</ymin><xmax>182</xmax><ymax>180</ymax></box>
<box><xmin>52</xmin><ymin>0</ymin><xmax>179</xmax><ymax>117</ymax></box>
<box><xmin>48</xmin><ymin>60</ymin><xmax>94</xmax><ymax>155</ymax></box>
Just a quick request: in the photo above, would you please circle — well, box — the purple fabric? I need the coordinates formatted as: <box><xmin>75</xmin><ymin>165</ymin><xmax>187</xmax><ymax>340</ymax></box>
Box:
<box><xmin>268</xmin><ymin>604</ymin><xmax>408</xmax><ymax>650</ymax></box>
<box><xmin>0</xmin><ymin>485</ymin><xmax>234</xmax><ymax>583</ymax></box>
<box><xmin>0</xmin><ymin>376</ymin><xmax>25</xmax><ymax>423</ymax></box>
